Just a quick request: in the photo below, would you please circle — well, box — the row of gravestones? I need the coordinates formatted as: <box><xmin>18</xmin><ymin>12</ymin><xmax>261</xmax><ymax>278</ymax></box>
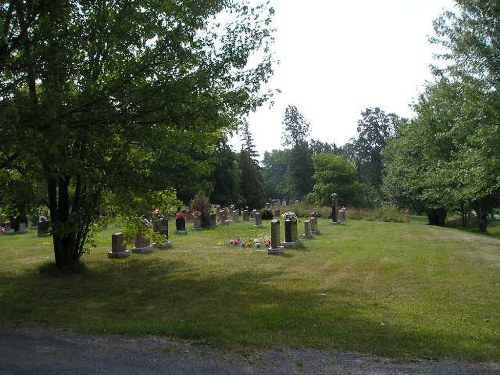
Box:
<box><xmin>1</xmin><ymin>221</ymin><xmax>31</xmax><ymax>235</ymax></box>
<box><xmin>268</xmin><ymin>214</ymin><xmax>320</xmax><ymax>255</ymax></box>
<box><xmin>108</xmin><ymin>211</ymin><xmax>324</xmax><ymax>258</ymax></box>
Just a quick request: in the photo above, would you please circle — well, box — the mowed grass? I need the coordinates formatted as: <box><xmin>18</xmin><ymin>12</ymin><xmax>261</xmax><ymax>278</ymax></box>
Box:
<box><xmin>0</xmin><ymin>218</ymin><xmax>499</xmax><ymax>362</ymax></box>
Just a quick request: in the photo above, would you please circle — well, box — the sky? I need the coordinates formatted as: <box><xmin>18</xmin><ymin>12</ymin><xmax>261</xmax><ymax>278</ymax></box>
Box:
<box><xmin>235</xmin><ymin>0</ymin><xmax>455</xmax><ymax>157</ymax></box>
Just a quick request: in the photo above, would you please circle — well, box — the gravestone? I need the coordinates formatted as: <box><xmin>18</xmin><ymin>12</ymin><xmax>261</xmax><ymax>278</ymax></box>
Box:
<box><xmin>243</xmin><ymin>209</ymin><xmax>250</xmax><ymax>221</ymax></box>
<box><xmin>4</xmin><ymin>221</ymin><xmax>12</xmax><ymax>232</ymax></box>
<box><xmin>218</xmin><ymin>210</ymin><xmax>229</xmax><ymax>225</ymax></box>
<box><xmin>254</xmin><ymin>212</ymin><xmax>263</xmax><ymax>227</ymax></box>
<box><xmin>231</xmin><ymin>210</ymin><xmax>239</xmax><ymax>222</ymax></box>
<box><xmin>209</xmin><ymin>213</ymin><xmax>217</xmax><ymax>227</ymax></box>
<box><xmin>37</xmin><ymin>218</ymin><xmax>50</xmax><ymax>237</ymax></box>
<box><xmin>18</xmin><ymin>222</ymin><xmax>28</xmax><ymax>233</ymax></box>
<box><xmin>176</xmin><ymin>215</ymin><xmax>187</xmax><ymax>234</ymax></box>
<box><xmin>310</xmin><ymin>215</ymin><xmax>320</xmax><ymax>235</ymax></box>
<box><xmin>283</xmin><ymin>219</ymin><xmax>300</xmax><ymax>248</ymax></box>
<box><xmin>193</xmin><ymin>216</ymin><xmax>202</xmax><ymax>230</ymax></box>
<box><xmin>108</xmin><ymin>232</ymin><xmax>131</xmax><ymax>258</ymax></box>
<box><xmin>274</xmin><ymin>208</ymin><xmax>281</xmax><ymax>218</ymax></box>
<box><xmin>303</xmin><ymin>220</ymin><xmax>313</xmax><ymax>239</ymax></box>
<box><xmin>340</xmin><ymin>206</ymin><xmax>347</xmax><ymax>222</ymax></box>
<box><xmin>269</xmin><ymin>219</ymin><xmax>284</xmax><ymax>255</ymax></box>
<box><xmin>154</xmin><ymin>218</ymin><xmax>172</xmax><ymax>249</ymax></box>
<box><xmin>331</xmin><ymin>193</ymin><xmax>339</xmax><ymax>224</ymax></box>
<box><xmin>132</xmin><ymin>234</ymin><xmax>154</xmax><ymax>254</ymax></box>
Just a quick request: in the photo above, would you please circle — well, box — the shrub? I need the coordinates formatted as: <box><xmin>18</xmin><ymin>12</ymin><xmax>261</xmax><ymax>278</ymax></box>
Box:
<box><xmin>190</xmin><ymin>194</ymin><xmax>212</xmax><ymax>228</ymax></box>
<box><xmin>261</xmin><ymin>209</ymin><xmax>273</xmax><ymax>220</ymax></box>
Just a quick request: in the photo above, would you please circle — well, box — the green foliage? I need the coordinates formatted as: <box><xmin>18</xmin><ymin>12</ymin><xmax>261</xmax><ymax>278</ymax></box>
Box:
<box><xmin>383</xmin><ymin>2</ymin><xmax>499</xmax><ymax>231</ymax></box>
<box><xmin>262</xmin><ymin>149</ymin><xmax>290</xmax><ymax>199</ymax></box>
<box><xmin>0</xmin><ymin>1</ymin><xmax>275</xmax><ymax>271</ymax></box>
<box><xmin>346</xmin><ymin>107</ymin><xmax>404</xmax><ymax>197</ymax></box>
<box><xmin>210</xmin><ymin>140</ymin><xmax>242</xmax><ymax>207</ymax></box>
<box><xmin>309</xmin><ymin>153</ymin><xmax>364</xmax><ymax>207</ymax></box>
<box><xmin>260</xmin><ymin>209</ymin><xmax>273</xmax><ymax>220</ymax></box>
<box><xmin>287</xmin><ymin>142</ymin><xmax>314</xmax><ymax>200</ymax></box>
<box><xmin>238</xmin><ymin>150</ymin><xmax>267</xmax><ymax>209</ymax></box>
<box><xmin>281</xmin><ymin>105</ymin><xmax>310</xmax><ymax>148</ymax></box>
<box><xmin>346</xmin><ymin>207</ymin><xmax>410</xmax><ymax>223</ymax></box>
<box><xmin>190</xmin><ymin>194</ymin><xmax>212</xmax><ymax>229</ymax></box>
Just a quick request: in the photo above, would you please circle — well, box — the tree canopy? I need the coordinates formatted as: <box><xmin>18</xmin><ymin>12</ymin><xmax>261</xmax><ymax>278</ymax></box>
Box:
<box><xmin>0</xmin><ymin>0</ymin><xmax>275</xmax><ymax>272</ymax></box>
<box><xmin>383</xmin><ymin>0</ymin><xmax>499</xmax><ymax>231</ymax></box>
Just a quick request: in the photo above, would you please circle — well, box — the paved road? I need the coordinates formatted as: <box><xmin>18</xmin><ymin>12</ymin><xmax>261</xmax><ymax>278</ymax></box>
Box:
<box><xmin>0</xmin><ymin>328</ymin><xmax>498</xmax><ymax>374</ymax></box>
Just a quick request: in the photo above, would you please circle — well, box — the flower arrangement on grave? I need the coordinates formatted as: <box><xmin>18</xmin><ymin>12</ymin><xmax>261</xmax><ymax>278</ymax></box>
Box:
<box><xmin>282</xmin><ymin>212</ymin><xmax>298</xmax><ymax>222</ymax></box>
<box><xmin>229</xmin><ymin>236</ymin><xmax>270</xmax><ymax>249</ymax></box>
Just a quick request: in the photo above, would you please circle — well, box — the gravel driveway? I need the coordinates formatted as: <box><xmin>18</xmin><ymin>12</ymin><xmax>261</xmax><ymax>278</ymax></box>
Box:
<box><xmin>0</xmin><ymin>328</ymin><xmax>498</xmax><ymax>374</ymax></box>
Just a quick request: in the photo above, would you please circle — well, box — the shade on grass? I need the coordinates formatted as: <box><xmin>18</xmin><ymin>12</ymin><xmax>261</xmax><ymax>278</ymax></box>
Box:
<box><xmin>0</xmin><ymin>218</ymin><xmax>499</xmax><ymax>361</ymax></box>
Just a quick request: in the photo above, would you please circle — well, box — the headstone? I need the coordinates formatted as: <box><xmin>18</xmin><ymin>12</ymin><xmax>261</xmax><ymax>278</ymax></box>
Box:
<box><xmin>18</xmin><ymin>222</ymin><xmax>28</xmax><ymax>233</ymax></box>
<box><xmin>132</xmin><ymin>234</ymin><xmax>154</xmax><ymax>254</ymax></box>
<box><xmin>153</xmin><ymin>218</ymin><xmax>172</xmax><ymax>249</ymax></box>
<box><xmin>134</xmin><ymin>234</ymin><xmax>150</xmax><ymax>248</ymax></box>
<box><xmin>284</xmin><ymin>219</ymin><xmax>293</xmax><ymax>243</ymax></box>
<box><xmin>37</xmin><ymin>218</ymin><xmax>50</xmax><ymax>237</ymax></box>
<box><xmin>340</xmin><ymin>206</ymin><xmax>347</xmax><ymax>222</ymax></box>
<box><xmin>331</xmin><ymin>193</ymin><xmax>339</xmax><ymax>224</ymax></box>
<box><xmin>283</xmin><ymin>219</ymin><xmax>300</xmax><ymax>248</ymax></box>
<box><xmin>193</xmin><ymin>216</ymin><xmax>202</xmax><ymax>230</ymax></box>
<box><xmin>232</xmin><ymin>210</ymin><xmax>239</xmax><ymax>222</ymax></box>
<box><xmin>269</xmin><ymin>219</ymin><xmax>284</xmax><ymax>255</ymax></box>
<box><xmin>4</xmin><ymin>221</ymin><xmax>12</xmax><ymax>231</ymax></box>
<box><xmin>243</xmin><ymin>209</ymin><xmax>250</xmax><ymax>221</ymax></box>
<box><xmin>218</xmin><ymin>209</ymin><xmax>229</xmax><ymax>224</ymax></box>
<box><xmin>303</xmin><ymin>220</ymin><xmax>313</xmax><ymax>239</ymax></box>
<box><xmin>292</xmin><ymin>220</ymin><xmax>298</xmax><ymax>242</ymax></box>
<box><xmin>176</xmin><ymin>215</ymin><xmax>187</xmax><ymax>234</ymax></box>
<box><xmin>254</xmin><ymin>212</ymin><xmax>263</xmax><ymax>227</ymax></box>
<box><xmin>209</xmin><ymin>213</ymin><xmax>217</xmax><ymax>227</ymax></box>
<box><xmin>158</xmin><ymin>218</ymin><xmax>169</xmax><ymax>236</ymax></box>
<box><xmin>309</xmin><ymin>214</ymin><xmax>320</xmax><ymax>235</ymax></box>
<box><xmin>108</xmin><ymin>232</ymin><xmax>131</xmax><ymax>258</ymax></box>
<box><xmin>274</xmin><ymin>209</ymin><xmax>280</xmax><ymax>218</ymax></box>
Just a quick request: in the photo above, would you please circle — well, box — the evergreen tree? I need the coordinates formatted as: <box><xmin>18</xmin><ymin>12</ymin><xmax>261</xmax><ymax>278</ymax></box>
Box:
<box><xmin>280</xmin><ymin>105</ymin><xmax>314</xmax><ymax>200</ymax></box>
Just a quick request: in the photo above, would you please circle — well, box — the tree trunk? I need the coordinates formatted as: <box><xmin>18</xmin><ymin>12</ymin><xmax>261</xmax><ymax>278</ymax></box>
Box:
<box><xmin>472</xmin><ymin>197</ymin><xmax>492</xmax><ymax>233</ymax></box>
<box><xmin>47</xmin><ymin>177</ymin><xmax>83</xmax><ymax>273</ymax></box>
<box><xmin>427</xmin><ymin>208</ymin><xmax>447</xmax><ymax>226</ymax></box>
<box><xmin>460</xmin><ymin>205</ymin><xmax>468</xmax><ymax>228</ymax></box>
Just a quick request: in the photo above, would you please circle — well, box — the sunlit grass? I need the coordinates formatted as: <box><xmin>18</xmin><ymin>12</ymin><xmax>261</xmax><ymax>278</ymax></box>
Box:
<box><xmin>0</xmin><ymin>218</ymin><xmax>499</xmax><ymax>362</ymax></box>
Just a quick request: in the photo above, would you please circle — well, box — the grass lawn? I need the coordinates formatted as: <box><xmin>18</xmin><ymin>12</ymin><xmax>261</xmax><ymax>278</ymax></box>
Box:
<box><xmin>0</xmin><ymin>218</ymin><xmax>499</xmax><ymax>362</ymax></box>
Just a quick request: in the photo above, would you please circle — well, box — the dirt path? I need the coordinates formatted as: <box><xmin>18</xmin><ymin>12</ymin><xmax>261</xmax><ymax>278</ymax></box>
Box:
<box><xmin>0</xmin><ymin>328</ymin><xmax>498</xmax><ymax>374</ymax></box>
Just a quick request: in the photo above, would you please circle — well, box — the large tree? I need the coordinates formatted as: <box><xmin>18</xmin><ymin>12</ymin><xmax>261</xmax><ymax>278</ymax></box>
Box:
<box><xmin>0</xmin><ymin>1</ymin><xmax>275</xmax><ymax>272</ymax></box>
<box><xmin>261</xmin><ymin>149</ymin><xmax>290</xmax><ymax>200</ymax></box>
<box><xmin>383</xmin><ymin>0</ymin><xmax>499</xmax><ymax>231</ymax></box>
<box><xmin>308</xmin><ymin>153</ymin><xmax>364</xmax><ymax>208</ymax></box>
<box><xmin>280</xmin><ymin>105</ymin><xmax>314</xmax><ymax>200</ymax></box>
<box><xmin>238</xmin><ymin>123</ymin><xmax>266</xmax><ymax>208</ymax></box>
<box><xmin>346</xmin><ymin>107</ymin><xmax>404</xmax><ymax>199</ymax></box>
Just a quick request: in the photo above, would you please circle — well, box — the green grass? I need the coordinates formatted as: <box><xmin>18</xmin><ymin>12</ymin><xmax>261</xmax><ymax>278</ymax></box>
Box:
<box><xmin>0</xmin><ymin>219</ymin><xmax>499</xmax><ymax>362</ymax></box>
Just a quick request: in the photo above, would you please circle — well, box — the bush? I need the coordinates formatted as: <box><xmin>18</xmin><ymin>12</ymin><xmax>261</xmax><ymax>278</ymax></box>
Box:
<box><xmin>261</xmin><ymin>209</ymin><xmax>273</xmax><ymax>220</ymax></box>
<box><xmin>190</xmin><ymin>194</ymin><xmax>212</xmax><ymax>228</ymax></box>
<box><xmin>347</xmin><ymin>207</ymin><xmax>410</xmax><ymax>223</ymax></box>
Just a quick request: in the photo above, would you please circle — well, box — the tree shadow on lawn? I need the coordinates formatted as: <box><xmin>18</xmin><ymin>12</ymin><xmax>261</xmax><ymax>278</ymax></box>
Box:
<box><xmin>0</xmin><ymin>257</ymin><xmax>498</xmax><ymax>361</ymax></box>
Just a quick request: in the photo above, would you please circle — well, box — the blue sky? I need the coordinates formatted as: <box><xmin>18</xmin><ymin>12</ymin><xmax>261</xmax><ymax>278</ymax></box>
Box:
<box><xmin>237</xmin><ymin>0</ymin><xmax>455</xmax><ymax>156</ymax></box>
